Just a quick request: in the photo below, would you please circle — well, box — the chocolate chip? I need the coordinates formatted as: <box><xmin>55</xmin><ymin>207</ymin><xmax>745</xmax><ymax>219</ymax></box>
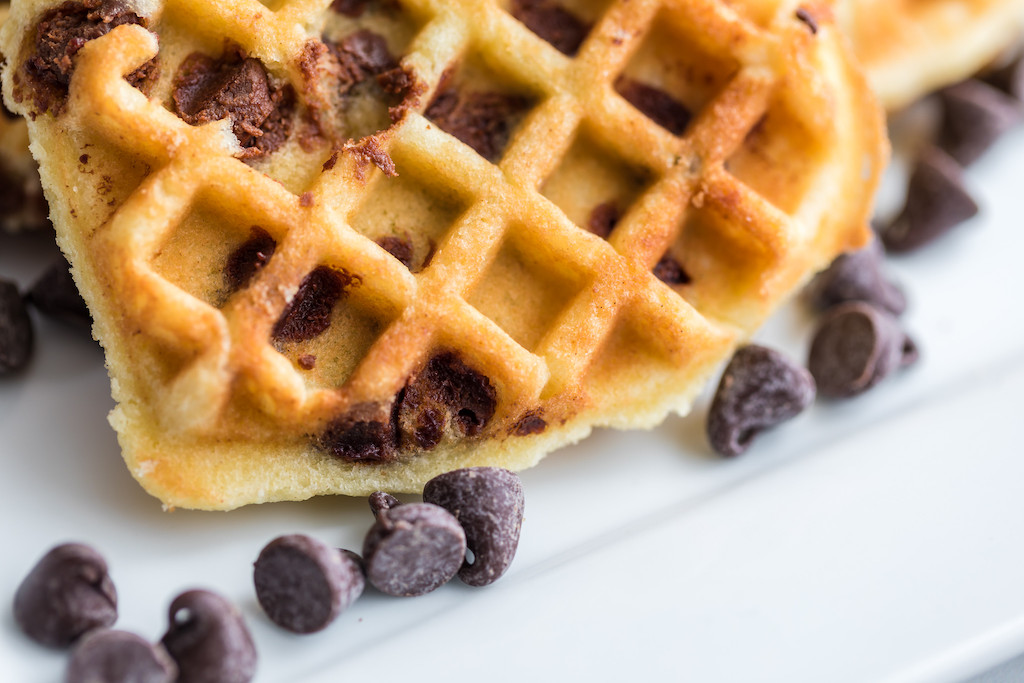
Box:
<box><xmin>161</xmin><ymin>590</ymin><xmax>257</xmax><ymax>683</ymax></box>
<box><xmin>331</xmin><ymin>0</ymin><xmax>370</xmax><ymax>17</ymax></box>
<box><xmin>423</xmin><ymin>468</ymin><xmax>525</xmax><ymax>587</ymax></box>
<box><xmin>13</xmin><ymin>543</ymin><xmax>117</xmax><ymax>648</ymax></box>
<box><xmin>27</xmin><ymin>258</ymin><xmax>92</xmax><ymax>328</ymax></box>
<box><xmin>425</xmin><ymin>86</ymin><xmax>530</xmax><ymax>162</ymax></box>
<box><xmin>795</xmin><ymin>7</ymin><xmax>818</xmax><ymax>34</ymax></box>
<box><xmin>253</xmin><ymin>535</ymin><xmax>365</xmax><ymax>634</ymax></box>
<box><xmin>984</xmin><ymin>52</ymin><xmax>1024</xmax><ymax>102</ymax></box>
<box><xmin>376</xmin><ymin>235</ymin><xmax>414</xmax><ymax>269</ymax></box>
<box><xmin>67</xmin><ymin>629</ymin><xmax>177</xmax><ymax>683</ymax></box>
<box><xmin>586</xmin><ymin>202</ymin><xmax>619</xmax><ymax>239</ymax></box>
<box><xmin>804</xmin><ymin>239</ymin><xmax>906</xmax><ymax>316</ymax></box>
<box><xmin>653</xmin><ymin>254</ymin><xmax>691</xmax><ymax>285</ymax></box>
<box><xmin>615</xmin><ymin>77</ymin><xmax>692</xmax><ymax>136</ymax></box>
<box><xmin>339</xmin><ymin>549</ymin><xmax>366</xmax><ymax>575</ymax></box>
<box><xmin>225</xmin><ymin>227</ymin><xmax>276</xmax><ymax>292</ymax></box>
<box><xmin>1</xmin><ymin>278</ymin><xmax>34</xmax><ymax>374</ymax></box>
<box><xmin>333</xmin><ymin>30</ymin><xmax>397</xmax><ymax>94</ymax></box>
<box><xmin>706</xmin><ymin>345</ymin><xmax>816</xmax><ymax>457</ymax></box>
<box><xmin>362</xmin><ymin>503</ymin><xmax>467</xmax><ymax>597</ymax></box>
<box><xmin>369</xmin><ymin>491</ymin><xmax>400</xmax><ymax>518</ymax></box>
<box><xmin>318</xmin><ymin>402</ymin><xmax>396</xmax><ymax>462</ymax></box>
<box><xmin>512</xmin><ymin>411</ymin><xmax>546</xmax><ymax>436</ymax></box>
<box><xmin>272</xmin><ymin>266</ymin><xmax>356</xmax><ymax>343</ymax></box>
<box><xmin>938</xmin><ymin>80</ymin><xmax>1023</xmax><ymax>166</ymax></box>
<box><xmin>808</xmin><ymin>302</ymin><xmax>918</xmax><ymax>399</ymax></box>
<box><xmin>880</xmin><ymin>146</ymin><xmax>979</xmax><ymax>253</ymax></box>
<box><xmin>511</xmin><ymin>0</ymin><xmax>591</xmax><ymax>56</ymax></box>
<box><xmin>297</xmin><ymin>353</ymin><xmax>316</xmax><ymax>370</ymax></box>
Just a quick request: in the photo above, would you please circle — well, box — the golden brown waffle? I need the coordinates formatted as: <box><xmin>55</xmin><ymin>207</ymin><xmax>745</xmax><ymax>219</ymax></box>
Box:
<box><xmin>1</xmin><ymin>0</ymin><xmax>885</xmax><ymax>510</ymax></box>
<box><xmin>839</xmin><ymin>0</ymin><xmax>1024</xmax><ymax>110</ymax></box>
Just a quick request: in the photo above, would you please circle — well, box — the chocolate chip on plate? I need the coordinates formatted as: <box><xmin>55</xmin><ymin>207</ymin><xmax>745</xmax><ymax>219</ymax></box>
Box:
<box><xmin>67</xmin><ymin>629</ymin><xmax>177</xmax><ymax>683</ymax></box>
<box><xmin>254</xmin><ymin>535</ymin><xmax>365</xmax><ymax>634</ymax></box>
<box><xmin>369</xmin><ymin>490</ymin><xmax>400</xmax><ymax>518</ymax></box>
<box><xmin>0</xmin><ymin>277</ymin><xmax>33</xmax><ymax>374</ymax></box>
<box><xmin>804</xmin><ymin>238</ymin><xmax>906</xmax><ymax>316</ymax></box>
<box><xmin>706</xmin><ymin>345</ymin><xmax>816</xmax><ymax>457</ymax></box>
<box><xmin>363</xmin><ymin>503</ymin><xmax>467</xmax><ymax>597</ymax></box>
<box><xmin>938</xmin><ymin>79</ymin><xmax>1023</xmax><ymax>167</ymax></box>
<box><xmin>808</xmin><ymin>302</ymin><xmax>918</xmax><ymax>399</ymax></box>
<box><xmin>880</xmin><ymin>146</ymin><xmax>979</xmax><ymax>253</ymax></box>
<box><xmin>423</xmin><ymin>467</ymin><xmax>525</xmax><ymax>587</ymax></box>
<box><xmin>13</xmin><ymin>543</ymin><xmax>117</xmax><ymax>648</ymax></box>
<box><xmin>161</xmin><ymin>590</ymin><xmax>257</xmax><ymax>683</ymax></box>
<box><xmin>27</xmin><ymin>258</ymin><xmax>92</xmax><ymax>328</ymax></box>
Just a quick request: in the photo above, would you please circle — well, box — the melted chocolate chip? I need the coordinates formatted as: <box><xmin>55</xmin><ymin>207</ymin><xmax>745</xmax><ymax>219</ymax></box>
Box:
<box><xmin>331</xmin><ymin>0</ymin><xmax>370</xmax><ymax>17</ymax></box>
<box><xmin>511</xmin><ymin>0</ymin><xmax>591</xmax><ymax>56</ymax></box>
<box><xmin>225</xmin><ymin>227</ymin><xmax>276</xmax><ymax>292</ymax></box>
<box><xmin>423</xmin><ymin>468</ymin><xmax>525</xmax><ymax>587</ymax></box>
<box><xmin>706</xmin><ymin>345</ymin><xmax>816</xmax><ymax>457</ymax></box>
<box><xmin>425</xmin><ymin>86</ymin><xmax>530</xmax><ymax>162</ymax></box>
<box><xmin>253</xmin><ymin>535</ymin><xmax>365</xmax><ymax>634</ymax></box>
<box><xmin>333</xmin><ymin>30</ymin><xmax>397</xmax><ymax>94</ymax></box>
<box><xmin>615</xmin><ymin>77</ymin><xmax>692</xmax><ymax>136</ymax></box>
<box><xmin>297</xmin><ymin>354</ymin><xmax>316</xmax><ymax>370</ymax></box>
<box><xmin>272</xmin><ymin>266</ymin><xmax>356</xmax><ymax>343</ymax></box>
<box><xmin>1</xmin><ymin>278</ymin><xmax>34</xmax><ymax>374</ymax></box>
<box><xmin>13</xmin><ymin>543</ymin><xmax>118</xmax><ymax>648</ymax></box>
<box><xmin>67</xmin><ymin>630</ymin><xmax>177</xmax><ymax>683</ymax></box>
<box><xmin>318</xmin><ymin>402</ymin><xmax>397</xmax><ymax>462</ymax></box>
<box><xmin>653</xmin><ymin>254</ymin><xmax>691</xmax><ymax>285</ymax></box>
<box><xmin>376</xmin><ymin>235</ymin><xmax>415</xmax><ymax>270</ymax></box>
<box><xmin>586</xmin><ymin>202</ymin><xmax>619</xmax><ymax>239</ymax></box>
<box><xmin>512</xmin><ymin>411</ymin><xmax>546</xmax><ymax>436</ymax></box>
<box><xmin>938</xmin><ymin>79</ymin><xmax>1023</xmax><ymax>167</ymax></box>
<box><xmin>362</xmin><ymin>503</ymin><xmax>467</xmax><ymax>597</ymax></box>
<box><xmin>24</xmin><ymin>0</ymin><xmax>154</xmax><ymax>115</ymax></box>
<box><xmin>161</xmin><ymin>590</ymin><xmax>257</xmax><ymax>683</ymax></box>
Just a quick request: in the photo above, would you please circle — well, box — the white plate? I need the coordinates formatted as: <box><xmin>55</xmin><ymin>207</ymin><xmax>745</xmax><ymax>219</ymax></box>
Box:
<box><xmin>3</xmin><ymin>121</ymin><xmax>1024</xmax><ymax>682</ymax></box>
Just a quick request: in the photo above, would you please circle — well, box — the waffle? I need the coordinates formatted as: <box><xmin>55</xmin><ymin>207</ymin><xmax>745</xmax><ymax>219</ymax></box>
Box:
<box><xmin>1</xmin><ymin>0</ymin><xmax>885</xmax><ymax>510</ymax></box>
<box><xmin>838</xmin><ymin>0</ymin><xmax>1024</xmax><ymax>110</ymax></box>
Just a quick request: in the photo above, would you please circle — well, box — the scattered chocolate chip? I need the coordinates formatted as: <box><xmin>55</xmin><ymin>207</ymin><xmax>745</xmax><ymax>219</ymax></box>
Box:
<box><xmin>376</xmin><ymin>235</ymin><xmax>414</xmax><ymax>269</ymax></box>
<box><xmin>225</xmin><ymin>227</ymin><xmax>276</xmax><ymax>293</ymax></box>
<box><xmin>25</xmin><ymin>258</ymin><xmax>92</xmax><ymax>328</ymax></box>
<box><xmin>615</xmin><ymin>77</ymin><xmax>691</xmax><ymax>136</ymax></box>
<box><xmin>808</xmin><ymin>302</ymin><xmax>918</xmax><ymax>399</ymax></box>
<box><xmin>13</xmin><ymin>543</ymin><xmax>117</xmax><ymax>648</ymax></box>
<box><xmin>586</xmin><ymin>202</ymin><xmax>619</xmax><ymax>239</ymax></box>
<box><xmin>511</xmin><ymin>0</ymin><xmax>591</xmax><ymax>56</ymax></box>
<box><xmin>369</xmin><ymin>491</ymin><xmax>400</xmax><ymax>518</ymax></box>
<box><xmin>425</xmin><ymin>85</ymin><xmax>530</xmax><ymax>162</ymax></box>
<box><xmin>880</xmin><ymin>146</ymin><xmax>979</xmax><ymax>253</ymax></box>
<box><xmin>318</xmin><ymin>402</ymin><xmax>396</xmax><ymax>462</ymax></box>
<box><xmin>272</xmin><ymin>266</ymin><xmax>356</xmax><ymax>343</ymax></box>
<box><xmin>512</xmin><ymin>411</ymin><xmax>546</xmax><ymax>436</ymax></box>
<box><xmin>161</xmin><ymin>590</ymin><xmax>257</xmax><ymax>683</ymax></box>
<box><xmin>652</xmin><ymin>254</ymin><xmax>691</xmax><ymax>285</ymax></box>
<box><xmin>1</xmin><ymin>278</ymin><xmax>34</xmax><ymax>374</ymax></box>
<box><xmin>423</xmin><ymin>468</ymin><xmax>525</xmax><ymax>587</ymax></box>
<box><xmin>795</xmin><ymin>7</ymin><xmax>818</xmax><ymax>34</ymax></box>
<box><xmin>804</xmin><ymin>239</ymin><xmax>906</xmax><ymax>316</ymax></box>
<box><xmin>254</xmin><ymin>535</ymin><xmax>365</xmax><ymax>634</ymax></box>
<box><xmin>362</xmin><ymin>503</ymin><xmax>467</xmax><ymax>597</ymax></box>
<box><xmin>706</xmin><ymin>345</ymin><xmax>816</xmax><ymax>457</ymax></box>
<box><xmin>67</xmin><ymin>629</ymin><xmax>177</xmax><ymax>683</ymax></box>
<box><xmin>938</xmin><ymin>79</ymin><xmax>1023</xmax><ymax>166</ymax></box>
<box><xmin>331</xmin><ymin>0</ymin><xmax>370</xmax><ymax>17</ymax></box>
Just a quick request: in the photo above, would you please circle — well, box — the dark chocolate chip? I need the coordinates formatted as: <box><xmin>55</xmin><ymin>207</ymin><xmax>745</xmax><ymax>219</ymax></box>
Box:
<box><xmin>706</xmin><ymin>345</ymin><xmax>816</xmax><ymax>457</ymax></box>
<box><xmin>339</xmin><ymin>549</ymin><xmax>367</xmax><ymax>576</ymax></box>
<box><xmin>880</xmin><ymin>146</ymin><xmax>979</xmax><ymax>253</ymax></box>
<box><xmin>318</xmin><ymin>403</ymin><xmax>396</xmax><ymax>462</ymax></box>
<box><xmin>67</xmin><ymin>629</ymin><xmax>177</xmax><ymax>683</ymax></box>
<box><xmin>938</xmin><ymin>79</ymin><xmax>1023</xmax><ymax>167</ymax></box>
<box><xmin>13</xmin><ymin>543</ymin><xmax>117</xmax><ymax>648</ymax></box>
<box><xmin>376</xmin><ymin>235</ymin><xmax>414</xmax><ymax>269</ymax></box>
<box><xmin>512</xmin><ymin>411</ymin><xmax>546</xmax><ymax>436</ymax></box>
<box><xmin>363</xmin><ymin>503</ymin><xmax>467</xmax><ymax>596</ymax></box>
<box><xmin>0</xmin><ymin>278</ymin><xmax>34</xmax><ymax>374</ymax></box>
<box><xmin>615</xmin><ymin>77</ymin><xmax>692</xmax><ymax>136</ymax></box>
<box><xmin>272</xmin><ymin>266</ymin><xmax>356</xmax><ymax>343</ymax></box>
<box><xmin>369</xmin><ymin>491</ymin><xmax>400</xmax><ymax>518</ymax></box>
<box><xmin>333</xmin><ymin>30</ymin><xmax>397</xmax><ymax>94</ymax></box>
<box><xmin>331</xmin><ymin>0</ymin><xmax>370</xmax><ymax>17</ymax></box>
<box><xmin>653</xmin><ymin>254</ymin><xmax>691</xmax><ymax>285</ymax></box>
<box><xmin>808</xmin><ymin>302</ymin><xmax>918</xmax><ymax>399</ymax></box>
<box><xmin>225</xmin><ymin>227</ymin><xmax>276</xmax><ymax>292</ymax></box>
<box><xmin>804</xmin><ymin>239</ymin><xmax>906</xmax><ymax>316</ymax></box>
<box><xmin>511</xmin><ymin>0</ymin><xmax>591</xmax><ymax>56</ymax></box>
<box><xmin>423</xmin><ymin>467</ymin><xmax>525</xmax><ymax>587</ymax></box>
<box><xmin>586</xmin><ymin>202</ymin><xmax>619</xmax><ymax>239</ymax></box>
<box><xmin>27</xmin><ymin>258</ymin><xmax>92</xmax><ymax>328</ymax></box>
<box><xmin>795</xmin><ymin>7</ymin><xmax>818</xmax><ymax>34</ymax></box>
<box><xmin>161</xmin><ymin>590</ymin><xmax>257</xmax><ymax>683</ymax></box>
<box><xmin>425</xmin><ymin>87</ymin><xmax>530</xmax><ymax>162</ymax></box>
<box><xmin>253</xmin><ymin>535</ymin><xmax>365</xmax><ymax>634</ymax></box>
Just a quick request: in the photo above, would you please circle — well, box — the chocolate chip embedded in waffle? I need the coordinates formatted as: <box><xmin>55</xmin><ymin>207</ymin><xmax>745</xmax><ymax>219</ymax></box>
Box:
<box><xmin>836</xmin><ymin>0</ymin><xmax>1024</xmax><ymax>110</ymax></box>
<box><xmin>0</xmin><ymin>0</ymin><xmax>886</xmax><ymax>509</ymax></box>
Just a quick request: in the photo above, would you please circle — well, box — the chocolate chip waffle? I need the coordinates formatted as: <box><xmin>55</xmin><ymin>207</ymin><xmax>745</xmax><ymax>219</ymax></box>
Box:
<box><xmin>838</xmin><ymin>0</ymin><xmax>1024</xmax><ymax>110</ymax></box>
<box><xmin>1</xmin><ymin>0</ymin><xmax>885</xmax><ymax>510</ymax></box>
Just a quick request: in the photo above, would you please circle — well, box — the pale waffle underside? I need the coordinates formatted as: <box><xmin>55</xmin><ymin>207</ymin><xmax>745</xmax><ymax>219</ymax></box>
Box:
<box><xmin>838</xmin><ymin>0</ymin><xmax>1024</xmax><ymax>110</ymax></box>
<box><xmin>1</xmin><ymin>0</ymin><xmax>884</xmax><ymax>509</ymax></box>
